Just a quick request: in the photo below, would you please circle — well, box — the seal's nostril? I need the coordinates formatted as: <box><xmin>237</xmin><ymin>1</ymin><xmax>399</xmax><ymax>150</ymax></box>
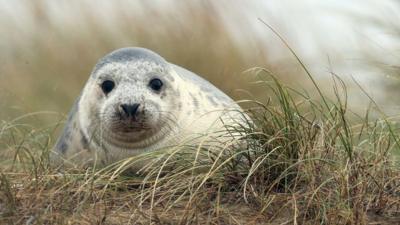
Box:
<box><xmin>120</xmin><ymin>103</ymin><xmax>140</xmax><ymax>117</ymax></box>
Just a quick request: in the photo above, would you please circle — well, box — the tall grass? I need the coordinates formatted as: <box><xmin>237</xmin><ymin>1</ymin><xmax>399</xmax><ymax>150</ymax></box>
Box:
<box><xmin>1</xmin><ymin>70</ymin><xmax>399</xmax><ymax>224</ymax></box>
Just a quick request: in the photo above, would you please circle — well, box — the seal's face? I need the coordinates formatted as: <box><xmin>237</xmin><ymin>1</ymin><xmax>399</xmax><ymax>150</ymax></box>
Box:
<box><xmin>97</xmin><ymin>64</ymin><xmax>172</xmax><ymax>134</ymax></box>
<box><xmin>79</xmin><ymin>48</ymin><xmax>181</xmax><ymax>149</ymax></box>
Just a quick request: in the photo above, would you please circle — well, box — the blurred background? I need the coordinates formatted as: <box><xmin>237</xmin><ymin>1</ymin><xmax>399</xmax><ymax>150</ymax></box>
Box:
<box><xmin>1</xmin><ymin>0</ymin><xmax>400</xmax><ymax>124</ymax></box>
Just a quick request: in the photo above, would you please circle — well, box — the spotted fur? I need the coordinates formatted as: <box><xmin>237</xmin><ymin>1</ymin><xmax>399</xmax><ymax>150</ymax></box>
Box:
<box><xmin>52</xmin><ymin>47</ymin><xmax>247</xmax><ymax>168</ymax></box>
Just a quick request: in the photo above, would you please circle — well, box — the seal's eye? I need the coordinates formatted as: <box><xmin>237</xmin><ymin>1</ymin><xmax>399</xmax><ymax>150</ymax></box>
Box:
<box><xmin>101</xmin><ymin>80</ymin><xmax>115</xmax><ymax>95</ymax></box>
<box><xmin>149</xmin><ymin>78</ymin><xmax>163</xmax><ymax>91</ymax></box>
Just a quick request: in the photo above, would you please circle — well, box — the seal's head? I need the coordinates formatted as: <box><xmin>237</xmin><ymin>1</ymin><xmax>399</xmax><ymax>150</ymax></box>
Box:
<box><xmin>78</xmin><ymin>47</ymin><xmax>181</xmax><ymax>150</ymax></box>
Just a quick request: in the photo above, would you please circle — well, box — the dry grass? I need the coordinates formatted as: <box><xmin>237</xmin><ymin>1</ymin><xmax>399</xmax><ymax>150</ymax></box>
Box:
<box><xmin>1</xmin><ymin>70</ymin><xmax>400</xmax><ymax>224</ymax></box>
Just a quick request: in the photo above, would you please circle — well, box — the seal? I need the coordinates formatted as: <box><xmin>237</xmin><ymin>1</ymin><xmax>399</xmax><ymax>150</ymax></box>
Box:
<box><xmin>52</xmin><ymin>47</ymin><xmax>248</xmax><ymax>167</ymax></box>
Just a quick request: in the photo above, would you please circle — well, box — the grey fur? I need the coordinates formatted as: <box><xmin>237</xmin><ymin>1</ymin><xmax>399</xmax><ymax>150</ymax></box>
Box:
<box><xmin>172</xmin><ymin>65</ymin><xmax>233</xmax><ymax>105</ymax></box>
<box><xmin>55</xmin><ymin>97</ymin><xmax>80</xmax><ymax>154</ymax></box>
<box><xmin>189</xmin><ymin>93</ymin><xmax>199</xmax><ymax>108</ymax></box>
<box><xmin>92</xmin><ymin>47</ymin><xmax>168</xmax><ymax>76</ymax></box>
<box><xmin>207</xmin><ymin>95</ymin><xmax>219</xmax><ymax>107</ymax></box>
<box><xmin>80</xmin><ymin>129</ymin><xmax>89</xmax><ymax>149</ymax></box>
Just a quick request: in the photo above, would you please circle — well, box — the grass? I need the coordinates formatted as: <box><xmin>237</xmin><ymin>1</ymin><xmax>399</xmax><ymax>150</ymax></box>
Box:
<box><xmin>1</xmin><ymin>69</ymin><xmax>400</xmax><ymax>224</ymax></box>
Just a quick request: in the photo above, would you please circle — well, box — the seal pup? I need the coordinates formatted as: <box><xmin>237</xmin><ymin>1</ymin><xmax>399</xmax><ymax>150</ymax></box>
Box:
<box><xmin>52</xmin><ymin>47</ymin><xmax>248</xmax><ymax>167</ymax></box>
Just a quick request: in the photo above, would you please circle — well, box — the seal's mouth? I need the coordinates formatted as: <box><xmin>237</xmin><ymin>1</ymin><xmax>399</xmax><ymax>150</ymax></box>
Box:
<box><xmin>109</xmin><ymin>120</ymin><xmax>145</xmax><ymax>132</ymax></box>
<box><xmin>109</xmin><ymin>118</ymin><xmax>151</xmax><ymax>133</ymax></box>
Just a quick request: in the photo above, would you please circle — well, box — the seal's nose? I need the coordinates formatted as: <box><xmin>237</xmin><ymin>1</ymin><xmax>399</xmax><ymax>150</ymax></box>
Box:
<box><xmin>120</xmin><ymin>103</ymin><xmax>140</xmax><ymax>117</ymax></box>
